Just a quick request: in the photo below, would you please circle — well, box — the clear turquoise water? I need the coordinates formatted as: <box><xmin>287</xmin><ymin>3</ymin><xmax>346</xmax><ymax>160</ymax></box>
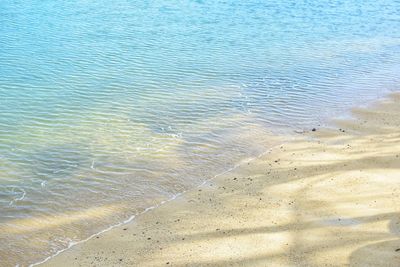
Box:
<box><xmin>1</xmin><ymin>0</ymin><xmax>400</xmax><ymax>265</ymax></box>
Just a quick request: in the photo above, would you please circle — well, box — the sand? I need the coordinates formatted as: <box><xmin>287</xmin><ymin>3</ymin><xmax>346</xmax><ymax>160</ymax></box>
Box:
<box><xmin>40</xmin><ymin>93</ymin><xmax>400</xmax><ymax>267</ymax></box>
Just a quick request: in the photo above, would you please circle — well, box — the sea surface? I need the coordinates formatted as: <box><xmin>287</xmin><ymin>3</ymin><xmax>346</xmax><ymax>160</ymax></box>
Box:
<box><xmin>1</xmin><ymin>0</ymin><xmax>400</xmax><ymax>265</ymax></box>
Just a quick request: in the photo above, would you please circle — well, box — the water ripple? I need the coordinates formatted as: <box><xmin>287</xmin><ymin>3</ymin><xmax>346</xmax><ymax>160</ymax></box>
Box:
<box><xmin>1</xmin><ymin>0</ymin><xmax>400</xmax><ymax>266</ymax></box>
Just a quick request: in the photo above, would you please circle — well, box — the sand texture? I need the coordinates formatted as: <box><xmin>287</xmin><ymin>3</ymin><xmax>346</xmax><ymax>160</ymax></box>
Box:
<box><xmin>40</xmin><ymin>93</ymin><xmax>400</xmax><ymax>267</ymax></box>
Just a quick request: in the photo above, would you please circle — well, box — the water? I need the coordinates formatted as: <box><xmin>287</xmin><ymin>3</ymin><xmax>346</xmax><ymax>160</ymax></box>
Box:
<box><xmin>1</xmin><ymin>0</ymin><xmax>400</xmax><ymax>265</ymax></box>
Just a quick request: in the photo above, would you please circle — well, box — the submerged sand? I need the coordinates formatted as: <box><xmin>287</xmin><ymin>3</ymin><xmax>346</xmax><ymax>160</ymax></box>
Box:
<box><xmin>40</xmin><ymin>93</ymin><xmax>400</xmax><ymax>267</ymax></box>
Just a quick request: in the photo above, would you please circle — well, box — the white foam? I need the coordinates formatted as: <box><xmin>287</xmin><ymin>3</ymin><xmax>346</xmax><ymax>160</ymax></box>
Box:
<box><xmin>9</xmin><ymin>188</ymin><xmax>26</xmax><ymax>206</ymax></box>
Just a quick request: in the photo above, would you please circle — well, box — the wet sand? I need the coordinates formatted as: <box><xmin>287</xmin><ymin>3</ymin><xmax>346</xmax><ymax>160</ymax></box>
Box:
<box><xmin>40</xmin><ymin>93</ymin><xmax>400</xmax><ymax>267</ymax></box>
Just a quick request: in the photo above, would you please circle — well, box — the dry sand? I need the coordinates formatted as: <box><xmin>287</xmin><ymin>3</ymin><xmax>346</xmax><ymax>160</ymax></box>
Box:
<box><xmin>40</xmin><ymin>93</ymin><xmax>400</xmax><ymax>267</ymax></box>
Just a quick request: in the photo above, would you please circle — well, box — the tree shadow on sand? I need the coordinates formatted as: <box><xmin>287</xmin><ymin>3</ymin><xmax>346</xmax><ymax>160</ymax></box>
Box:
<box><xmin>129</xmin><ymin>93</ymin><xmax>400</xmax><ymax>267</ymax></box>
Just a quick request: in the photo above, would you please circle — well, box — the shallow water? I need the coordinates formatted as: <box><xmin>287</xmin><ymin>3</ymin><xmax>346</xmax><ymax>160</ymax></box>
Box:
<box><xmin>1</xmin><ymin>0</ymin><xmax>400</xmax><ymax>265</ymax></box>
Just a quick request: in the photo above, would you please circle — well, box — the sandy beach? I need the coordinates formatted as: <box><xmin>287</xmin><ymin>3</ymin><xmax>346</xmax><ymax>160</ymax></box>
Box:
<box><xmin>39</xmin><ymin>93</ymin><xmax>400</xmax><ymax>267</ymax></box>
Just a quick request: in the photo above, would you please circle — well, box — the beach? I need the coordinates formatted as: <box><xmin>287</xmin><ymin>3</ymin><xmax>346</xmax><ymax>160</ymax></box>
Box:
<box><xmin>38</xmin><ymin>93</ymin><xmax>400</xmax><ymax>266</ymax></box>
<box><xmin>2</xmin><ymin>1</ymin><xmax>400</xmax><ymax>264</ymax></box>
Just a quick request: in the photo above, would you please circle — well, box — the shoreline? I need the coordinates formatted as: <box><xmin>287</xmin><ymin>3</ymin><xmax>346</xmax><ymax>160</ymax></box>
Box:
<box><xmin>40</xmin><ymin>92</ymin><xmax>400</xmax><ymax>266</ymax></box>
<box><xmin>30</xmin><ymin>135</ymin><xmax>290</xmax><ymax>267</ymax></box>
